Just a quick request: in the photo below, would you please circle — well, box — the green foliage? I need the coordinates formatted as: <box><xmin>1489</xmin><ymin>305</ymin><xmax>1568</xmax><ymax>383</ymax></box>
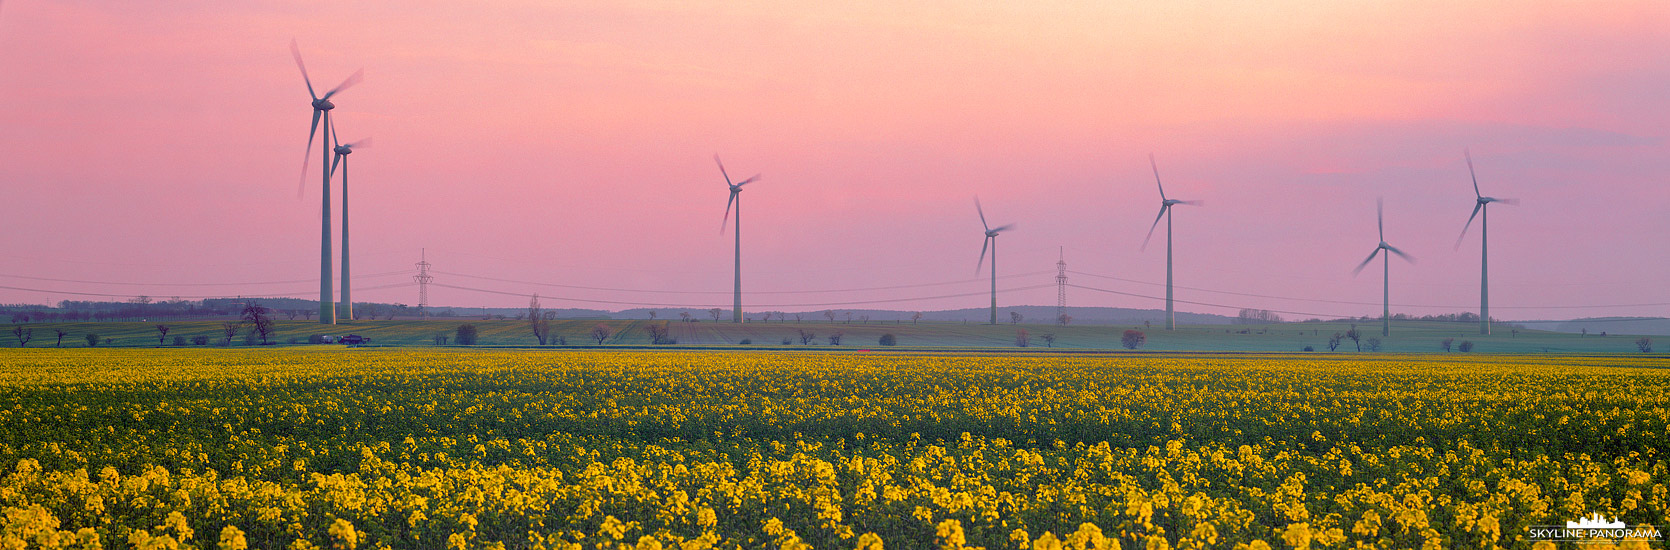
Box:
<box><xmin>455</xmin><ymin>324</ymin><xmax>479</xmax><ymax>345</ymax></box>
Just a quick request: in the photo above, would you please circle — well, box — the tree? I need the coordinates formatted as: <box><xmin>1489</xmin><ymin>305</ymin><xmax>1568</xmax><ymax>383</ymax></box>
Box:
<box><xmin>824</xmin><ymin>310</ymin><xmax>836</xmax><ymax>323</ymax></box>
<box><xmin>433</xmin><ymin>333</ymin><xmax>449</xmax><ymax>345</ymax></box>
<box><xmin>1236</xmin><ymin>309</ymin><xmax>1284</xmax><ymax>324</ymax></box>
<box><xmin>156</xmin><ymin>325</ymin><xmax>170</xmax><ymax>345</ymax></box>
<box><xmin>844</xmin><ymin>311</ymin><xmax>853</xmax><ymax>324</ymax></box>
<box><xmin>1637</xmin><ymin>338</ymin><xmax>1653</xmax><ymax>353</ymax></box>
<box><xmin>301</xmin><ymin>309</ymin><xmax>315</xmax><ymax>320</ymax></box>
<box><xmin>220</xmin><ymin>322</ymin><xmax>241</xmax><ymax>346</ymax></box>
<box><xmin>455</xmin><ymin>324</ymin><xmax>479</xmax><ymax>345</ymax></box>
<box><xmin>242</xmin><ymin>302</ymin><xmax>275</xmax><ymax>345</ymax></box>
<box><xmin>680</xmin><ymin>312</ymin><xmax>692</xmax><ymax>323</ymax></box>
<box><xmin>1327</xmin><ymin>333</ymin><xmax>1343</xmax><ymax>351</ymax></box>
<box><xmin>1122</xmin><ymin>329</ymin><xmax>1145</xmax><ymax>350</ymax></box>
<box><xmin>827</xmin><ymin>332</ymin><xmax>843</xmax><ymax>346</ymax></box>
<box><xmin>1015</xmin><ymin>329</ymin><xmax>1030</xmax><ymax>347</ymax></box>
<box><xmin>590</xmin><ymin>323</ymin><xmax>613</xmax><ymax>344</ymax></box>
<box><xmin>1365</xmin><ymin>337</ymin><xmax>1382</xmax><ymax>352</ymax></box>
<box><xmin>912</xmin><ymin>312</ymin><xmax>923</xmax><ymax>325</ymax></box>
<box><xmin>1040</xmin><ymin>333</ymin><xmax>1056</xmax><ymax>348</ymax></box>
<box><xmin>1457</xmin><ymin>340</ymin><xmax>1474</xmax><ymax>352</ymax></box>
<box><xmin>645</xmin><ymin>324</ymin><xmax>671</xmax><ymax>345</ymax></box>
<box><xmin>1440</xmin><ymin>338</ymin><xmax>1454</xmax><ymax>352</ymax></box>
<box><xmin>53</xmin><ymin>329</ymin><xmax>67</xmax><ymax>347</ymax></box>
<box><xmin>794</xmin><ymin>313</ymin><xmax>803</xmax><ymax>323</ymax></box>
<box><xmin>1345</xmin><ymin>325</ymin><xmax>1362</xmax><ymax>352</ymax></box>
<box><xmin>797</xmin><ymin>329</ymin><xmax>816</xmax><ymax>345</ymax></box>
<box><xmin>648</xmin><ymin>310</ymin><xmax>657</xmax><ymax>321</ymax></box>
<box><xmin>11</xmin><ymin>326</ymin><xmax>31</xmax><ymax>347</ymax></box>
<box><xmin>528</xmin><ymin>294</ymin><xmax>550</xmax><ymax>345</ymax></box>
<box><xmin>708</xmin><ymin>308</ymin><xmax>723</xmax><ymax>322</ymax></box>
<box><xmin>878</xmin><ymin>333</ymin><xmax>897</xmax><ymax>346</ymax></box>
<box><xmin>1057</xmin><ymin>313</ymin><xmax>1072</xmax><ymax>326</ymax></box>
<box><xmin>284</xmin><ymin>310</ymin><xmax>299</xmax><ymax>321</ymax></box>
<box><xmin>85</xmin><ymin>333</ymin><xmax>100</xmax><ymax>347</ymax></box>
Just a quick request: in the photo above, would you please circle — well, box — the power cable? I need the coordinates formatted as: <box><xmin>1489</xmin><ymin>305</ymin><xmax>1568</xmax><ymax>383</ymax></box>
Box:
<box><xmin>429</xmin><ymin>269</ymin><xmax>1054</xmax><ymax>295</ymax></box>
<box><xmin>432</xmin><ymin>282</ymin><xmax>1056</xmax><ymax>309</ymax></box>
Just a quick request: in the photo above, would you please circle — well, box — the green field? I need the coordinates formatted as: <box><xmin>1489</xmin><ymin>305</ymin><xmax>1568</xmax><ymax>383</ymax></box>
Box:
<box><xmin>0</xmin><ymin>348</ymin><xmax>1664</xmax><ymax>549</ymax></box>
<box><xmin>6</xmin><ymin>318</ymin><xmax>1659</xmax><ymax>354</ymax></box>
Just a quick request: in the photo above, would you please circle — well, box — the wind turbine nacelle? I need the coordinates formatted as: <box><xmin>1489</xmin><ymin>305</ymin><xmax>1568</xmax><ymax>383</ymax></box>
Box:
<box><xmin>312</xmin><ymin>98</ymin><xmax>336</xmax><ymax>111</ymax></box>
<box><xmin>334</xmin><ymin>146</ymin><xmax>353</xmax><ymax>155</ymax></box>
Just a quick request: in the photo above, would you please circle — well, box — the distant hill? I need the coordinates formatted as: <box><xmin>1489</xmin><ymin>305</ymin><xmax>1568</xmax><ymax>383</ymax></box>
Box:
<box><xmin>1514</xmin><ymin>317</ymin><xmax>1670</xmax><ymax>336</ymax></box>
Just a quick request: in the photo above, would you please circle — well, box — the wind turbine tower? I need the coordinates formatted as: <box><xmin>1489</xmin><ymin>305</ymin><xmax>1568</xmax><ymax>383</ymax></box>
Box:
<box><xmin>1353</xmin><ymin>199</ymin><xmax>1415</xmax><ymax>337</ymax></box>
<box><xmin>1455</xmin><ymin>150</ymin><xmax>1517</xmax><ymax>335</ymax></box>
<box><xmin>329</xmin><ymin>120</ymin><xmax>370</xmax><ymax>321</ymax></box>
<box><xmin>974</xmin><ymin>198</ymin><xmax>1014</xmax><ymax>325</ymax></box>
<box><xmin>291</xmin><ymin>40</ymin><xmax>361</xmax><ymax>324</ymax></box>
<box><xmin>1142</xmin><ymin>155</ymin><xmax>1202</xmax><ymax>330</ymax></box>
<box><xmin>715</xmin><ymin>155</ymin><xmax>759</xmax><ymax>323</ymax></box>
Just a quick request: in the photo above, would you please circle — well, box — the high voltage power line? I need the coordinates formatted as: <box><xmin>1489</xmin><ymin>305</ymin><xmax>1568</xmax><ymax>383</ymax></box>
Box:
<box><xmin>429</xmin><ymin>269</ymin><xmax>1054</xmax><ymax>295</ymax></box>
<box><xmin>432</xmin><ymin>281</ymin><xmax>1058</xmax><ymax>309</ymax></box>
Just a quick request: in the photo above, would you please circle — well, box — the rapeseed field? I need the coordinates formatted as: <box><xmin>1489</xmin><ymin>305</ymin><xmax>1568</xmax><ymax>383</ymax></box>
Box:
<box><xmin>0</xmin><ymin>349</ymin><xmax>1662</xmax><ymax>549</ymax></box>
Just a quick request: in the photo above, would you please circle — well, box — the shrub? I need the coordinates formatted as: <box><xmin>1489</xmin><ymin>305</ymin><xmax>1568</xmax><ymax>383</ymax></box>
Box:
<box><xmin>738</xmin><ymin>339</ymin><xmax>752</xmax><ymax>345</ymax></box>
<box><xmin>1122</xmin><ymin>329</ymin><xmax>1145</xmax><ymax>350</ymax></box>
<box><xmin>1440</xmin><ymin>338</ymin><xmax>1454</xmax><ymax>352</ymax></box>
<box><xmin>878</xmin><ymin>333</ymin><xmax>897</xmax><ymax>346</ymax></box>
<box><xmin>172</xmin><ymin>336</ymin><xmax>187</xmax><ymax>346</ymax></box>
<box><xmin>1458</xmin><ymin>340</ymin><xmax>1474</xmax><ymax>352</ymax></box>
<box><xmin>1365</xmin><ymin>337</ymin><xmax>1382</xmax><ymax>352</ymax></box>
<box><xmin>827</xmin><ymin>332</ymin><xmax>843</xmax><ymax>346</ymax></box>
<box><xmin>1302</xmin><ymin>346</ymin><xmax>1314</xmax><ymax>352</ymax></box>
<box><xmin>1014</xmin><ymin>329</ymin><xmax>1029</xmax><ymax>348</ymax></box>
<box><xmin>455</xmin><ymin>324</ymin><xmax>479</xmax><ymax>345</ymax></box>
<box><xmin>1638</xmin><ymin>338</ymin><xmax>1653</xmax><ymax>353</ymax></box>
<box><xmin>781</xmin><ymin>338</ymin><xmax>792</xmax><ymax>345</ymax></box>
<box><xmin>190</xmin><ymin>335</ymin><xmax>208</xmax><ymax>346</ymax></box>
<box><xmin>84</xmin><ymin>334</ymin><xmax>100</xmax><ymax>347</ymax></box>
<box><xmin>308</xmin><ymin>334</ymin><xmax>325</xmax><ymax>344</ymax></box>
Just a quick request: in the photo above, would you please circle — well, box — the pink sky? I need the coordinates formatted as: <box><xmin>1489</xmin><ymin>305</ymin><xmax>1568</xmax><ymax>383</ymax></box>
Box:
<box><xmin>0</xmin><ymin>1</ymin><xmax>1666</xmax><ymax>320</ymax></box>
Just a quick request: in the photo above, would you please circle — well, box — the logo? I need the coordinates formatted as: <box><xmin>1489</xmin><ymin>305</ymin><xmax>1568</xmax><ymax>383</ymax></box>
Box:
<box><xmin>1567</xmin><ymin>513</ymin><xmax>1625</xmax><ymax>529</ymax></box>
<box><xmin>1527</xmin><ymin>513</ymin><xmax>1663</xmax><ymax>544</ymax></box>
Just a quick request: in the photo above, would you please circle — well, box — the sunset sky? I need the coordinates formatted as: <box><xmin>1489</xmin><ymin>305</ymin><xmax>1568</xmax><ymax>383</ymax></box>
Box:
<box><xmin>0</xmin><ymin>1</ymin><xmax>1665</xmax><ymax>320</ymax></box>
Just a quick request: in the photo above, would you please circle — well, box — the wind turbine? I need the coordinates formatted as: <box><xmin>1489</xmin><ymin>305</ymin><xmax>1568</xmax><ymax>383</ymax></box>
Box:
<box><xmin>1353</xmin><ymin>199</ymin><xmax>1415</xmax><ymax>337</ymax></box>
<box><xmin>973</xmin><ymin>198</ymin><xmax>1014</xmax><ymax>325</ymax></box>
<box><xmin>328</xmin><ymin>119</ymin><xmax>370</xmax><ymax>321</ymax></box>
<box><xmin>716</xmin><ymin>155</ymin><xmax>758</xmax><ymax>323</ymax></box>
<box><xmin>1142</xmin><ymin>155</ymin><xmax>1201</xmax><ymax>330</ymax></box>
<box><xmin>292</xmin><ymin>40</ymin><xmax>362</xmax><ymax>325</ymax></box>
<box><xmin>1455</xmin><ymin>150</ymin><xmax>1517</xmax><ymax>335</ymax></box>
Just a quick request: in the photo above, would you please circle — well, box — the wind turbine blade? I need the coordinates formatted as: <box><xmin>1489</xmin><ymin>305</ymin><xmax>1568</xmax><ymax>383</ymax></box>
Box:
<box><xmin>721</xmin><ymin>191</ymin><xmax>736</xmax><ymax>232</ymax></box>
<box><xmin>735</xmin><ymin>174</ymin><xmax>759</xmax><ymax>186</ymax></box>
<box><xmin>329</xmin><ymin>152</ymin><xmax>343</xmax><ymax>180</ymax></box>
<box><xmin>1149</xmin><ymin>153</ymin><xmax>1166</xmax><ymax>201</ymax></box>
<box><xmin>321</xmin><ymin>69</ymin><xmax>363</xmax><ymax>99</ymax></box>
<box><xmin>1499</xmin><ymin>197</ymin><xmax>1519</xmax><ymax>205</ymax></box>
<box><xmin>975</xmin><ymin>237</ymin><xmax>989</xmax><ymax>274</ymax></box>
<box><xmin>1377</xmin><ymin>198</ymin><xmax>1384</xmax><ymax>242</ymax></box>
<box><xmin>713</xmin><ymin>155</ymin><xmax>732</xmax><ymax>186</ymax></box>
<box><xmin>1176</xmin><ymin>199</ymin><xmax>1204</xmax><ymax>206</ymax></box>
<box><xmin>990</xmin><ymin>223</ymin><xmax>1015</xmax><ymax>233</ymax></box>
<box><xmin>330</xmin><ymin>117</ymin><xmax>340</xmax><ymax>149</ymax></box>
<box><xmin>290</xmin><ymin>39</ymin><xmax>317</xmax><ymax>100</ymax></box>
<box><xmin>1455</xmin><ymin>202</ymin><xmax>1483</xmax><ymax>249</ymax></box>
<box><xmin>1465</xmin><ymin>149</ymin><xmax>1481</xmax><ymax>198</ymax></box>
<box><xmin>1385</xmin><ymin>245</ymin><xmax>1415</xmax><ymax>263</ymax></box>
<box><xmin>298</xmin><ymin>110</ymin><xmax>321</xmax><ymax>198</ymax></box>
<box><xmin>1141</xmin><ymin>205</ymin><xmax>1167</xmax><ymax>250</ymax></box>
<box><xmin>975</xmin><ymin>197</ymin><xmax>990</xmax><ymax>232</ymax></box>
<box><xmin>346</xmin><ymin>137</ymin><xmax>372</xmax><ymax>149</ymax></box>
<box><xmin>1351</xmin><ymin>248</ymin><xmax>1381</xmax><ymax>276</ymax></box>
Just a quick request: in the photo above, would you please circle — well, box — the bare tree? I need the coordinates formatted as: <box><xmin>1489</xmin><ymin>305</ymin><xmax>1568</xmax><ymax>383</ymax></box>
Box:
<box><xmin>1345</xmin><ymin>325</ymin><xmax>1362</xmax><ymax>352</ymax></box>
<box><xmin>301</xmin><ymin>309</ymin><xmax>315</xmax><ymax>321</ymax></box>
<box><xmin>844</xmin><ymin>311</ymin><xmax>853</xmax><ymax>324</ymax></box>
<box><xmin>220</xmin><ymin>322</ymin><xmax>242</xmax><ymax>346</ymax></box>
<box><xmin>590</xmin><ymin>323</ymin><xmax>614</xmax><ymax>344</ymax></box>
<box><xmin>1440</xmin><ymin>338</ymin><xmax>1454</xmax><ymax>352</ymax></box>
<box><xmin>794</xmin><ymin>313</ymin><xmax>803</xmax><ymax>323</ymax></box>
<box><xmin>797</xmin><ymin>329</ymin><xmax>816</xmax><ymax>345</ymax></box>
<box><xmin>648</xmin><ymin>310</ymin><xmax>658</xmax><ymax>321</ymax></box>
<box><xmin>1637</xmin><ymin>338</ymin><xmax>1653</xmax><ymax>353</ymax></box>
<box><xmin>11</xmin><ymin>326</ymin><xmax>31</xmax><ymax>347</ymax></box>
<box><xmin>1121</xmin><ymin>329</ymin><xmax>1145</xmax><ymax>350</ymax></box>
<box><xmin>912</xmin><ymin>312</ymin><xmax>923</xmax><ymax>325</ymax></box>
<box><xmin>827</xmin><ymin>332</ymin><xmax>843</xmax><ymax>345</ymax></box>
<box><xmin>53</xmin><ymin>329</ymin><xmax>67</xmax><ymax>348</ymax></box>
<box><xmin>243</xmin><ymin>302</ymin><xmax>275</xmax><ymax>345</ymax></box>
<box><xmin>1365</xmin><ymin>337</ymin><xmax>1382</xmax><ymax>352</ymax></box>
<box><xmin>823</xmin><ymin>310</ymin><xmax>836</xmax><ymax>323</ymax></box>
<box><xmin>284</xmin><ymin>310</ymin><xmax>299</xmax><ymax>321</ymax></box>
<box><xmin>1010</xmin><ymin>311</ymin><xmax>1023</xmax><ymax>325</ymax></box>
<box><xmin>645</xmin><ymin>323</ymin><xmax>671</xmax><ymax>345</ymax></box>
<box><xmin>1015</xmin><ymin>329</ymin><xmax>1029</xmax><ymax>347</ymax></box>
<box><xmin>156</xmin><ymin>324</ymin><xmax>170</xmax><ymax>345</ymax></box>
<box><xmin>1327</xmin><ymin>333</ymin><xmax>1343</xmax><ymax>352</ymax></box>
<box><xmin>1458</xmin><ymin>340</ymin><xmax>1474</xmax><ymax>352</ymax></box>
<box><xmin>680</xmin><ymin>312</ymin><xmax>692</xmax><ymax>323</ymax></box>
<box><xmin>1057</xmin><ymin>313</ymin><xmax>1072</xmax><ymax>326</ymax></box>
<box><xmin>708</xmin><ymin>308</ymin><xmax>723</xmax><ymax>322</ymax></box>
<box><xmin>860</xmin><ymin>315</ymin><xmax>869</xmax><ymax>324</ymax></box>
<box><xmin>528</xmin><ymin>294</ymin><xmax>550</xmax><ymax>345</ymax></box>
<box><xmin>1040</xmin><ymin>333</ymin><xmax>1056</xmax><ymax>348</ymax></box>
